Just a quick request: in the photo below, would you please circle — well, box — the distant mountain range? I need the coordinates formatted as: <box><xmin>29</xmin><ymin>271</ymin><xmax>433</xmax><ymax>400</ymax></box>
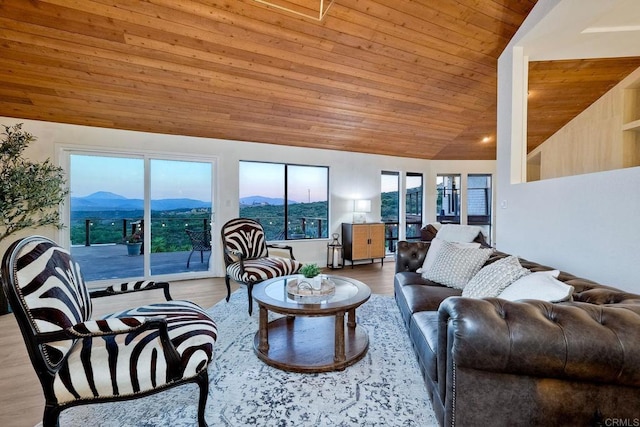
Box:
<box><xmin>71</xmin><ymin>191</ymin><xmax>210</xmax><ymax>211</ymax></box>
<box><xmin>240</xmin><ymin>195</ymin><xmax>297</xmax><ymax>207</ymax></box>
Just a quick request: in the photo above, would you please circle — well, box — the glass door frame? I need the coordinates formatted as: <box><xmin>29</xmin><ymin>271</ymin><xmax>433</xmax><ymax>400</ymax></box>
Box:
<box><xmin>59</xmin><ymin>146</ymin><xmax>218</xmax><ymax>288</ymax></box>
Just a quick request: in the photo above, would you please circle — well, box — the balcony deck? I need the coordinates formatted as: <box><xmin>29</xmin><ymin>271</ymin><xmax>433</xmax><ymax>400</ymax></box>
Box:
<box><xmin>70</xmin><ymin>244</ymin><xmax>210</xmax><ymax>281</ymax></box>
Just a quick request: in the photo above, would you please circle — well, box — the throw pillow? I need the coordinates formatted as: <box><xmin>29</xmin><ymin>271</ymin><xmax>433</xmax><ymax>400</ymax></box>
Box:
<box><xmin>422</xmin><ymin>240</ymin><xmax>493</xmax><ymax>289</ymax></box>
<box><xmin>462</xmin><ymin>256</ymin><xmax>530</xmax><ymax>299</ymax></box>
<box><xmin>498</xmin><ymin>271</ymin><xmax>574</xmax><ymax>302</ymax></box>
<box><xmin>418</xmin><ymin>238</ymin><xmax>481</xmax><ymax>275</ymax></box>
<box><xmin>435</xmin><ymin>224</ymin><xmax>482</xmax><ymax>243</ymax></box>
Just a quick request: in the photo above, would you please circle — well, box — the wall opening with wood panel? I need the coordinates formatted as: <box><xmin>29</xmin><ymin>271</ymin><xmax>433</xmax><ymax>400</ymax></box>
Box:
<box><xmin>526</xmin><ymin>65</ymin><xmax>640</xmax><ymax>181</ymax></box>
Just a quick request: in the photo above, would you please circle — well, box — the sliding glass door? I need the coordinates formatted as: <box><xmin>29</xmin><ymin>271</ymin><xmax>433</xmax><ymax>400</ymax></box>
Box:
<box><xmin>69</xmin><ymin>153</ymin><xmax>213</xmax><ymax>282</ymax></box>
<box><xmin>149</xmin><ymin>159</ymin><xmax>212</xmax><ymax>275</ymax></box>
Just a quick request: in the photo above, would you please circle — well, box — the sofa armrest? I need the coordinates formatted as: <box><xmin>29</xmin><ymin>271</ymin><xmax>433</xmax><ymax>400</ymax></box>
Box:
<box><xmin>395</xmin><ymin>241</ymin><xmax>430</xmax><ymax>273</ymax></box>
<box><xmin>437</xmin><ymin>297</ymin><xmax>640</xmax><ymax>388</ymax></box>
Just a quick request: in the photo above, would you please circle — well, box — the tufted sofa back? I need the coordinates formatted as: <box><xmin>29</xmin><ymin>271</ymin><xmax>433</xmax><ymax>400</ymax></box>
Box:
<box><xmin>395</xmin><ymin>241</ymin><xmax>430</xmax><ymax>273</ymax></box>
<box><xmin>395</xmin><ymin>240</ymin><xmax>640</xmax><ymax>308</ymax></box>
<box><xmin>489</xmin><ymin>251</ymin><xmax>640</xmax><ymax>307</ymax></box>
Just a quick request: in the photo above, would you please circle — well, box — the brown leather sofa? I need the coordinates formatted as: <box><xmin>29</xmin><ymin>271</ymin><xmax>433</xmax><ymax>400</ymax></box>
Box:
<box><xmin>395</xmin><ymin>240</ymin><xmax>640</xmax><ymax>426</ymax></box>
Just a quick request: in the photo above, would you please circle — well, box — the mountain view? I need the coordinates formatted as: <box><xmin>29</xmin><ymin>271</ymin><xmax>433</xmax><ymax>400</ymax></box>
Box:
<box><xmin>239</xmin><ymin>195</ymin><xmax>297</xmax><ymax>207</ymax></box>
<box><xmin>70</xmin><ymin>191</ymin><xmax>212</xmax><ymax>249</ymax></box>
<box><xmin>71</xmin><ymin>191</ymin><xmax>210</xmax><ymax>211</ymax></box>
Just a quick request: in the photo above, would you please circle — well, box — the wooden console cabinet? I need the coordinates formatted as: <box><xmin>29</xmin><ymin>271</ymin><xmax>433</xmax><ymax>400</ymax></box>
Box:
<box><xmin>341</xmin><ymin>223</ymin><xmax>386</xmax><ymax>267</ymax></box>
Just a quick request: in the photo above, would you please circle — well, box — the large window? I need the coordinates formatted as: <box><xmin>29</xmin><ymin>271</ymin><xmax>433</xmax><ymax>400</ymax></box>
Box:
<box><xmin>68</xmin><ymin>153</ymin><xmax>213</xmax><ymax>282</ymax></box>
<box><xmin>467</xmin><ymin>174</ymin><xmax>492</xmax><ymax>244</ymax></box>
<box><xmin>405</xmin><ymin>173</ymin><xmax>423</xmax><ymax>240</ymax></box>
<box><xmin>436</xmin><ymin>174</ymin><xmax>461</xmax><ymax>224</ymax></box>
<box><xmin>239</xmin><ymin>161</ymin><xmax>329</xmax><ymax>240</ymax></box>
<box><xmin>381</xmin><ymin>171</ymin><xmax>399</xmax><ymax>253</ymax></box>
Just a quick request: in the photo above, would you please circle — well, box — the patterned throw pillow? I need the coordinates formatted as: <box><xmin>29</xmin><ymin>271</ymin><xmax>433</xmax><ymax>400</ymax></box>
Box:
<box><xmin>418</xmin><ymin>238</ymin><xmax>481</xmax><ymax>275</ymax></box>
<box><xmin>423</xmin><ymin>240</ymin><xmax>493</xmax><ymax>289</ymax></box>
<box><xmin>462</xmin><ymin>256</ymin><xmax>530</xmax><ymax>298</ymax></box>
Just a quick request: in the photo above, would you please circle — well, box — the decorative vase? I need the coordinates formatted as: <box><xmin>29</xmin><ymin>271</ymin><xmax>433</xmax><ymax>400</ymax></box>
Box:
<box><xmin>312</xmin><ymin>275</ymin><xmax>322</xmax><ymax>290</ymax></box>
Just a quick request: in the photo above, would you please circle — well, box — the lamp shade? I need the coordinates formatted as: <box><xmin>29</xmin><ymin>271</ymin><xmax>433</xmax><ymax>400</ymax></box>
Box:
<box><xmin>354</xmin><ymin>199</ymin><xmax>372</xmax><ymax>213</ymax></box>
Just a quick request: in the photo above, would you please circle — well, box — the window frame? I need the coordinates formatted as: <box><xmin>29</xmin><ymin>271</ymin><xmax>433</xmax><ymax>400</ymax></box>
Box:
<box><xmin>405</xmin><ymin>172</ymin><xmax>423</xmax><ymax>241</ymax></box>
<box><xmin>436</xmin><ymin>174</ymin><xmax>461</xmax><ymax>224</ymax></box>
<box><xmin>467</xmin><ymin>173</ymin><xmax>493</xmax><ymax>244</ymax></box>
<box><xmin>239</xmin><ymin>160</ymin><xmax>330</xmax><ymax>241</ymax></box>
<box><xmin>380</xmin><ymin>170</ymin><xmax>400</xmax><ymax>253</ymax></box>
<box><xmin>58</xmin><ymin>145</ymin><xmax>218</xmax><ymax>286</ymax></box>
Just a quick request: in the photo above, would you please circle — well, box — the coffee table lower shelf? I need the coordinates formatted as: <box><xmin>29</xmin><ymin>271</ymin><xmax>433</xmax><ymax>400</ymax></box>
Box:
<box><xmin>253</xmin><ymin>315</ymin><xmax>369</xmax><ymax>373</ymax></box>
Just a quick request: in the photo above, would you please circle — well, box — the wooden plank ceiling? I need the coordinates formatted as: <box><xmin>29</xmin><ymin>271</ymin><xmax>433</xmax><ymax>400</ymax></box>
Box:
<box><xmin>0</xmin><ymin>0</ymin><xmax>637</xmax><ymax>160</ymax></box>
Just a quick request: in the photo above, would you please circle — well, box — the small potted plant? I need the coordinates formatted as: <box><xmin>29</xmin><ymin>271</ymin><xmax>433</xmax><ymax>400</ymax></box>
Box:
<box><xmin>300</xmin><ymin>263</ymin><xmax>321</xmax><ymax>278</ymax></box>
<box><xmin>124</xmin><ymin>232</ymin><xmax>142</xmax><ymax>256</ymax></box>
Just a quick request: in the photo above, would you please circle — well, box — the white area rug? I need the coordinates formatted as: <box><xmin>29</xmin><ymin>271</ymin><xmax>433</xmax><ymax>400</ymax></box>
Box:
<box><xmin>57</xmin><ymin>291</ymin><xmax>437</xmax><ymax>426</ymax></box>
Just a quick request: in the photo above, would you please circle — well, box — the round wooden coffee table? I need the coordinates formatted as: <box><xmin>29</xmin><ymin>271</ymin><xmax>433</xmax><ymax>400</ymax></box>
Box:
<box><xmin>252</xmin><ymin>274</ymin><xmax>371</xmax><ymax>373</ymax></box>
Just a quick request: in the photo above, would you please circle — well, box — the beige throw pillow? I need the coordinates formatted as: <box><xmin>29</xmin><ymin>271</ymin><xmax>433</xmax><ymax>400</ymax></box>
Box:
<box><xmin>418</xmin><ymin>238</ymin><xmax>481</xmax><ymax>274</ymax></box>
<box><xmin>422</xmin><ymin>240</ymin><xmax>493</xmax><ymax>289</ymax></box>
<box><xmin>462</xmin><ymin>256</ymin><xmax>530</xmax><ymax>298</ymax></box>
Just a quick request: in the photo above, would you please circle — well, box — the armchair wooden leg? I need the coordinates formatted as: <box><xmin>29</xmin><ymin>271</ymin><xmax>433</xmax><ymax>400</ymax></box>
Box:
<box><xmin>196</xmin><ymin>369</ymin><xmax>209</xmax><ymax>427</ymax></box>
<box><xmin>224</xmin><ymin>276</ymin><xmax>231</xmax><ymax>302</ymax></box>
<box><xmin>247</xmin><ymin>283</ymin><xmax>254</xmax><ymax>315</ymax></box>
<box><xmin>43</xmin><ymin>403</ymin><xmax>61</xmax><ymax>427</ymax></box>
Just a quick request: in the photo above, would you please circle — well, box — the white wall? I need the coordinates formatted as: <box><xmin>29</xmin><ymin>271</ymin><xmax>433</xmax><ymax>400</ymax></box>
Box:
<box><xmin>496</xmin><ymin>0</ymin><xmax>640</xmax><ymax>293</ymax></box>
<box><xmin>0</xmin><ymin>116</ymin><xmax>494</xmax><ymax>279</ymax></box>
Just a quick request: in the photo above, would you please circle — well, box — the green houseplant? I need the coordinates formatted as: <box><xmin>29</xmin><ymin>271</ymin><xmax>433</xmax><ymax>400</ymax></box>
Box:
<box><xmin>300</xmin><ymin>263</ymin><xmax>321</xmax><ymax>278</ymax></box>
<box><xmin>0</xmin><ymin>123</ymin><xmax>68</xmax><ymax>242</ymax></box>
<box><xmin>1</xmin><ymin>123</ymin><xmax>68</xmax><ymax>313</ymax></box>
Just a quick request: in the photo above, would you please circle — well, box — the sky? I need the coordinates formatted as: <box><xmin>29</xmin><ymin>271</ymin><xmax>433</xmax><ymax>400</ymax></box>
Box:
<box><xmin>381</xmin><ymin>173</ymin><xmax>398</xmax><ymax>193</ymax></box>
<box><xmin>239</xmin><ymin>162</ymin><xmax>328</xmax><ymax>203</ymax></box>
<box><xmin>70</xmin><ymin>155</ymin><xmax>212</xmax><ymax>201</ymax></box>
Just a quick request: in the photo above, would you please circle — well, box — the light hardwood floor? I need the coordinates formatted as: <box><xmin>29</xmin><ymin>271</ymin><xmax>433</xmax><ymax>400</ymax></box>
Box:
<box><xmin>0</xmin><ymin>262</ymin><xmax>396</xmax><ymax>427</ymax></box>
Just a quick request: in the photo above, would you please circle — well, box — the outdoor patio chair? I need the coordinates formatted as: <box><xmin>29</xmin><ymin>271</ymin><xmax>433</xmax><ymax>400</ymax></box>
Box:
<box><xmin>1</xmin><ymin>235</ymin><xmax>218</xmax><ymax>427</ymax></box>
<box><xmin>221</xmin><ymin>218</ymin><xmax>302</xmax><ymax>315</ymax></box>
<box><xmin>186</xmin><ymin>228</ymin><xmax>212</xmax><ymax>268</ymax></box>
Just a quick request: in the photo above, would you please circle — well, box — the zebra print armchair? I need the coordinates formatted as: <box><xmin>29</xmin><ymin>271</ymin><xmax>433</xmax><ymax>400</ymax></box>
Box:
<box><xmin>221</xmin><ymin>218</ymin><xmax>302</xmax><ymax>315</ymax></box>
<box><xmin>1</xmin><ymin>236</ymin><xmax>218</xmax><ymax>427</ymax></box>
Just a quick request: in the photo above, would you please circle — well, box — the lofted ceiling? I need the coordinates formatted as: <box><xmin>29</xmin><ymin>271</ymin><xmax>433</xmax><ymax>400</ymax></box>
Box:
<box><xmin>0</xmin><ymin>0</ymin><xmax>638</xmax><ymax>160</ymax></box>
<box><xmin>527</xmin><ymin>57</ymin><xmax>640</xmax><ymax>152</ymax></box>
